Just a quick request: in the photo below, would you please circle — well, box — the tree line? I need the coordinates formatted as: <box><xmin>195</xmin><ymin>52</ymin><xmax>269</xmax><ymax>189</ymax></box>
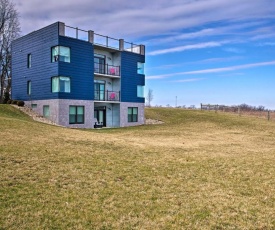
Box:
<box><xmin>0</xmin><ymin>0</ymin><xmax>20</xmax><ymax>103</ymax></box>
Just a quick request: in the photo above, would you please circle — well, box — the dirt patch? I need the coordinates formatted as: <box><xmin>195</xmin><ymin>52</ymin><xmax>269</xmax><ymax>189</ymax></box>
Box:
<box><xmin>12</xmin><ymin>105</ymin><xmax>61</xmax><ymax>126</ymax></box>
<box><xmin>145</xmin><ymin>118</ymin><xmax>164</xmax><ymax>125</ymax></box>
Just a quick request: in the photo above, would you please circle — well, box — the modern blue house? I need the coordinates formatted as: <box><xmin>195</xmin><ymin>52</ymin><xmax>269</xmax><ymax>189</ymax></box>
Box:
<box><xmin>11</xmin><ymin>22</ymin><xmax>145</xmax><ymax>128</ymax></box>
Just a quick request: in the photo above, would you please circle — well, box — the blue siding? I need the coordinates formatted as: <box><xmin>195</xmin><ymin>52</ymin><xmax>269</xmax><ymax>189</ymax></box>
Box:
<box><xmin>12</xmin><ymin>21</ymin><xmax>145</xmax><ymax>105</ymax></box>
<box><xmin>121</xmin><ymin>51</ymin><xmax>145</xmax><ymax>103</ymax></box>
<box><xmin>12</xmin><ymin>22</ymin><xmax>94</xmax><ymax>101</ymax></box>
<box><xmin>12</xmin><ymin>22</ymin><xmax>59</xmax><ymax>100</ymax></box>
<box><xmin>58</xmin><ymin>36</ymin><xmax>94</xmax><ymax>100</ymax></box>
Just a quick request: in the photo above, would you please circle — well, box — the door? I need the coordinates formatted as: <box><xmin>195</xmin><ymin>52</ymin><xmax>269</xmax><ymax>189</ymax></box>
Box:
<box><xmin>94</xmin><ymin>107</ymin><xmax>106</xmax><ymax>127</ymax></box>
<box><xmin>94</xmin><ymin>82</ymin><xmax>105</xmax><ymax>101</ymax></box>
<box><xmin>94</xmin><ymin>54</ymin><xmax>105</xmax><ymax>74</ymax></box>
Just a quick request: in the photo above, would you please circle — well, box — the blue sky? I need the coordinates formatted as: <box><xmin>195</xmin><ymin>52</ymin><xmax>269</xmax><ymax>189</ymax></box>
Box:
<box><xmin>13</xmin><ymin>0</ymin><xmax>275</xmax><ymax>109</ymax></box>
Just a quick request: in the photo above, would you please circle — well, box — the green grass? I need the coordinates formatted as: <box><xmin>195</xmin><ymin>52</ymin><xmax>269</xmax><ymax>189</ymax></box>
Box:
<box><xmin>0</xmin><ymin>105</ymin><xmax>275</xmax><ymax>229</ymax></box>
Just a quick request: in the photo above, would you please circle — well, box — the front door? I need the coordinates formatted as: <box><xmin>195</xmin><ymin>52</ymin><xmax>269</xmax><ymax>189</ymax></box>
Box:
<box><xmin>94</xmin><ymin>107</ymin><xmax>106</xmax><ymax>127</ymax></box>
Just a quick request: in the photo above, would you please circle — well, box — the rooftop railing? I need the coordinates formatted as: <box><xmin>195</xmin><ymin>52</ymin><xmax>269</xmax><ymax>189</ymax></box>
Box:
<box><xmin>62</xmin><ymin>24</ymin><xmax>144</xmax><ymax>55</ymax></box>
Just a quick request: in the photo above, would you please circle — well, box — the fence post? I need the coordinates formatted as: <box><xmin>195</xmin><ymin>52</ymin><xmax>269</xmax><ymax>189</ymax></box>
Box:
<box><xmin>268</xmin><ymin>110</ymin><xmax>270</xmax><ymax>121</ymax></box>
<box><xmin>201</xmin><ymin>103</ymin><xmax>202</xmax><ymax>110</ymax></box>
<box><xmin>238</xmin><ymin>107</ymin><xmax>241</xmax><ymax>116</ymax></box>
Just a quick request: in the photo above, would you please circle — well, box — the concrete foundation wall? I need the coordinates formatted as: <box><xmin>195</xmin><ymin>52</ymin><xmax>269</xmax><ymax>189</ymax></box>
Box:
<box><xmin>120</xmin><ymin>102</ymin><xmax>144</xmax><ymax>127</ymax></box>
<box><xmin>25</xmin><ymin>99</ymin><xmax>94</xmax><ymax>128</ymax></box>
<box><xmin>25</xmin><ymin>100</ymin><xmax>144</xmax><ymax>129</ymax></box>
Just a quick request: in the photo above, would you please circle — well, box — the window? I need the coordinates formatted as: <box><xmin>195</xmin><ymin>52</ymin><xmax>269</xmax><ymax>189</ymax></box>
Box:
<box><xmin>52</xmin><ymin>46</ymin><xmax>70</xmax><ymax>62</ymax></box>
<box><xmin>137</xmin><ymin>85</ymin><xmax>144</xmax><ymax>98</ymax></box>
<box><xmin>128</xmin><ymin>107</ymin><xmax>138</xmax><ymax>122</ymax></box>
<box><xmin>27</xmin><ymin>54</ymin><xmax>32</xmax><ymax>68</ymax></box>
<box><xmin>43</xmin><ymin>105</ymin><xmax>50</xmax><ymax>118</ymax></box>
<box><xmin>69</xmin><ymin>106</ymin><xmax>84</xmax><ymax>124</ymax></box>
<box><xmin>52</xmin><ymin>76</ymin><xmax>71</xmax><ymax>93</ymax></box>
<box><xmin>31</xmin><ymin>104</ymin><xmax>37</xmax><ymax>109</ymax></box>
<box><xmin>27</xmin><ymin>81</ymin><xmax>31</xmax><ymax>95</ymax></box>
<box><xmin>137</xmin><ymin>62</ymin><xmax>144</xmax><ymax>74</ymax></box>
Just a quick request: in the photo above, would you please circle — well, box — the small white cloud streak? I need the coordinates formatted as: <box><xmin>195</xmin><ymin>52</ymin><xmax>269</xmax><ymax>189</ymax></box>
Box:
<box><xmin>171</xmin><ymin>78</ymin><xmax>206</xmax><ymax>83</ymax></box>
<box><xmin>148</xmin><ymin>41</ymin><xmax>226</xmax><ymax>56</ymax></box>
<box><xmin>146</xmin><ymin>60</ymin><xmax>275</xmax><ymax>79</ymax></box>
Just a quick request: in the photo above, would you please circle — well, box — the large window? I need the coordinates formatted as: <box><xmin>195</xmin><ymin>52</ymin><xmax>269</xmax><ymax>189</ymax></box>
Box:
<box><xmin>52</xmin><ymin>76</ymin><xmax>71</xmax><ymax>93</ymax></box>
<box><xmin>137</xmin><ymin>62</ymin><xmax>144</xmax><ymax>74</ymax></box>
<box><xmin>27</xmin><ymin>81</ymin><xmax>31</xmax><ymax>95</ymax></box>
<box><xmin>128</xmin><ymin>107</ymin><xmax>138</xmax><ymax>122</ymax></box>
<box><xmin>137</xmin><ymin>85</ymin><xmax>144</xmax><ymax>98</ymax></box>
<box><xmin>52</xmin><ymin>46</ymin><xmax>70</xmax><ymax>63</ymax></box>
<box><xmin>69</xmin><ymin>106</ymin><xmax>84</xmax><ymax>124</ymax></box>
<box><xmin>27</xmin><ymin>54</ymin><xmax>32</xmax><ymax>68</ymax></box>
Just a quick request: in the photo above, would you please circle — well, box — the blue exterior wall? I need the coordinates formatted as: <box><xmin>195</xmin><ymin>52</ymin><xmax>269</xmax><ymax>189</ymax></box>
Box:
<box><xmin>12</xmin><ymin>21</ymin><xmax>145</xmax><ymax>104</ymax></box>
<box><xmin>120</xmin><ymin>51</ymin><xmax>145</xmax><ymax>103</ymax></box>
<box><xmin>58</xmin><ymin>36</ymin><xmax>94</xmax><ymax>100</ymax></box>
<box><xmin>12</xmin><ymin>22</ymin><xmax>94</xmax><ymax>101</ymax></box>
<box><xmin>12</xmin><ymin>22</ymin><xmax>59</xmax><ymax>101</ymax></box>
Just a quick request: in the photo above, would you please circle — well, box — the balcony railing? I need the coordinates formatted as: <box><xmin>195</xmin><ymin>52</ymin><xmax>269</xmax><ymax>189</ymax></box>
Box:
<box><xmin>63</xmin><ymin>24</ymin><xmax>145</xmax><ymax>55</ymax></box>
<box><xmin>94</xmin><ymin>63</ymin><xmax>120</xmax><ymax>77</ymax></box>
<box><xmin>94</xmin><ymin>90</ymin><xmax>120</xmax><ymax>102</ymax></box>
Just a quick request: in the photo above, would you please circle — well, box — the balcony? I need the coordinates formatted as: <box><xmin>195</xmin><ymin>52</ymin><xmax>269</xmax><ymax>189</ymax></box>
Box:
<box><xmin>94</xmin><ymin>90</ymin><xmax>120</xmax><ymax>102</ymax></box>
<box><xmin>94</xmin><ymin>63</ymin><xmax>120</xmax><ymax>77</ymax></box>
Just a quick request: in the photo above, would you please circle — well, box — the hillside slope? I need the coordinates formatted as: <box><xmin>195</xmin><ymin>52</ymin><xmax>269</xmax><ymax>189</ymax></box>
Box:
<box><xmin>0</xmin><ymin>105</ymin><xmax>274</xmax><ymax>229</ymax></box>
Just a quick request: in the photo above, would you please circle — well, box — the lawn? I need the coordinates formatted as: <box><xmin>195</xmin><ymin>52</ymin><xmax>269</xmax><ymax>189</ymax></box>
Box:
<box><xmin>0</xmin><ymin>105</ymin><xmax>274</xmax><ymax>229</ymax></box>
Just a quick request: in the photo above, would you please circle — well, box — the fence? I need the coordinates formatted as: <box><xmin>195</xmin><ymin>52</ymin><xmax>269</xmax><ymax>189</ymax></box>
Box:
<box><xmin>200</xmin><ymin>103</ymin><xmax>275</xmax><ymax>121</ymax></box>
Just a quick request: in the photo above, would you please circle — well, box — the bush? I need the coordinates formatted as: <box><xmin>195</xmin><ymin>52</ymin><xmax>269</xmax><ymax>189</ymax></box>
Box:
<box><xmin>17</xmin><ymin>101</ymin><xmax>25</xmax><ymax>107</ymax></box>
<box><xmin>7</xmin><ymin>100</ymin><xmax>12</xmax><ymax>104</ymax></box>
<box><xmin>11</xmin><ymin>100</ymin><xmax>18</xmax><ymax>105</ymax></box>
<box><xmin>2</xmin><ymin>91</ymin><xmax>10</xmax><ymax>104</ymax></box>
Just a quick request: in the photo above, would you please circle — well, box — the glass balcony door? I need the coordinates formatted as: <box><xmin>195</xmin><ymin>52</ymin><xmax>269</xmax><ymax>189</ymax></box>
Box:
<box><xmin>94</xmin><ymin>82</ymin><xmax>105</xmax><ymax>101</ymax></box>
<box><xmin>94</xmin><ymin>54</ymin><xmax>105</xmax><ymax>74</ymax></box>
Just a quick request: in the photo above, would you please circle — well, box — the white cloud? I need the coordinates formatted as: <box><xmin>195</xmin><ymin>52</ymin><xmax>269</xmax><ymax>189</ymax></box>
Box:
<box><xmin>171</xmin><ymin>78</ymin><xmax>206</xmax><ymax>83</ymax></box>
<box><xmin>146</xmin><ymin>60</ymin><xmax>275</xmax><ymax>79</ymax></box>
<box><xmin>148</xmin><ymin>41</ymin><xmax>228</xmax><ymax>56</ymax></box>
<box><xmin>12</xmin><ymin>0</ymin><xmax>275</xmax><ymax>40</ymax></box>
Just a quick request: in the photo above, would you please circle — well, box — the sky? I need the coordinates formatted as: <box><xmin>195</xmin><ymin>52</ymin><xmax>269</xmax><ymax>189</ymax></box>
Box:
<box><xmin>13</xmin><ymin>0</ymin><xmax>275</xmax><ymax>109</ymax></box>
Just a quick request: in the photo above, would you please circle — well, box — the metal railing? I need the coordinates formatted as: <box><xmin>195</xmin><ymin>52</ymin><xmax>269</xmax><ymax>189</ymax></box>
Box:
<box><xmin>94</xmin><ymin>63</ymin><xmax>120</xmax><ymax>76</ymax></box>
<box><xmin>64</xmin><ymin>24</ymin><xmax>143</xmax><ymax>54</ymax></box>
<box><xmin>94</xmin><ymin>90</ymin><xmax>120</xmax><ymax>102</ymax></box>
<box><xmin>124</xmin><ymin>41</ymin><xmax>141</xmax><ymax>54</ymax></box>
<box><xmin>94</xmin><ymin>33</ymin><xmax>120</xmax><ymax>49</ymax></box>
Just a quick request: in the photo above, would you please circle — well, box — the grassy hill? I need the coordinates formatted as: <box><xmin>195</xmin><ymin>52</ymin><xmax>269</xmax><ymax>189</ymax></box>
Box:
<box><xmin>0</xmin><ymin>105</ymin><xmax>274</xmax><ymax>229</ymax></box>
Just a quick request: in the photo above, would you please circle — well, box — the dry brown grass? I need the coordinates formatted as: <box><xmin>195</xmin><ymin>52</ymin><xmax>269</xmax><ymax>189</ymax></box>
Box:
<box><xmin>0</xmin><ymin>105</ymin><xmax>275</xmax><ymax>229</ymax></box>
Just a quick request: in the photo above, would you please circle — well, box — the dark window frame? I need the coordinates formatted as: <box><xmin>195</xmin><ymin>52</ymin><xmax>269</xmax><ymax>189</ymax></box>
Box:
<box><xmin>128</xmin><ymin>107</ymin><xmax>138</xmax><ymax>122</ymax></box>
<box><xmin>69</xmin><ymin>106</ymin><xmax>85</xmax><ymax>124</ymax></box>
<box><xmin>27</xmin><ymin>80</ymin><xmax>31</xmax><ymax>95</ymax></box>
<box><xmin>27</xmin><ymin>54</ymin><xmax>31</xmax><ymax>68</ymax></box>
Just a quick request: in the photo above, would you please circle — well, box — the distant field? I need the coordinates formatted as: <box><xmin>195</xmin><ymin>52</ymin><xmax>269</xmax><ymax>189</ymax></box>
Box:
<box><xmin>0</xmin><ymin>105</ymin><xmax>274</xmax><ymax>229</ymax></box>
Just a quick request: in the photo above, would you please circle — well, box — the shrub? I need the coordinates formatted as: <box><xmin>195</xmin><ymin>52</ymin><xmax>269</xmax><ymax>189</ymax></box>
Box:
<box><xmin>17</xmin><ymin>101</ymin><xmax>25</xmax><ymax>107</ymax></box>
<box><xmin>2</xmin><ymin>91</ymin><xmax>10</xmax><ymax>104</ymax></box>
<box><xmin>7</xmin><ymin>100</ymin><xmax>12</xmax><ymax>104</ymax></box>
<box><xmin>12</xmin><ymin>100</ymin><xmax>18</xmax><ymax>105</ymax></box>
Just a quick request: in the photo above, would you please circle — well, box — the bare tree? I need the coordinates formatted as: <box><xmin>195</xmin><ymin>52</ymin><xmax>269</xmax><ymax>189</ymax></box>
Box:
<box><xmin>146</xmin><ymin>88</ymin><xmax>153</xmax><ymax>107</ymax></box>
<box><xmin>0</xmin><ymin>0</ymin><xmax>20</xmax><ymax>102</ymax></box>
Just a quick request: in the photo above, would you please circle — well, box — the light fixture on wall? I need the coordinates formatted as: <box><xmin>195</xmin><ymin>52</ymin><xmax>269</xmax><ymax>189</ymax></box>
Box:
<box><xmin>108</xmin><ymin>82</ymin><xmax>112</xmax><ymax>85</ymax></box>
<box><xmin>108</xmin><ymin>107</ymin><xmax>112</xmax><ymax>110</ymax></box>
<box><xmin>108</xmin><ymin>57</ymin><xmax>112</xmax><ymax>60</ymax></box>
